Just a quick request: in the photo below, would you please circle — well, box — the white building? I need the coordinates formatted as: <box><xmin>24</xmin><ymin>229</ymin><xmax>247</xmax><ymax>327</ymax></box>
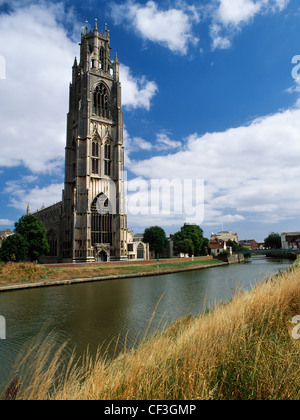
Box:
<box><xmin>281</xmin><ymin>232</ymin><xmax>300</xmax><ymax>250</ymax></box>
<box><xmin>0</xmin><ymin>228</ymin><xmax>13</xmax><ymax>248</ymax></box>
<box><xmin>210</xmin><ymin>229</ymin><xmax>239</xmax><ymax>243</ymax></box>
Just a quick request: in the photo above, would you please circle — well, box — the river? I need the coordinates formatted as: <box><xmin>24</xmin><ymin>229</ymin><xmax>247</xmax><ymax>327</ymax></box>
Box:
<box><xmin>0</xmin><ymin>256</ymin><xmax>292</xmax><ymax>391</ymax></box>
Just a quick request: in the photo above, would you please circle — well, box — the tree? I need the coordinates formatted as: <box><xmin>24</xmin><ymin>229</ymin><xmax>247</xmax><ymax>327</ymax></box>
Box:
<box><xmin>201</xmin><ymin>237</ymin><xmax>210</xmax><ymax>256</ymax></box>
<box><xmin>0</xmin><ymin>233</ymin><xmax>28</xmax><ymax>262</ymax></box>
<box><xmin>143</xmin><ymin>226</ymin><xmax>168</xmax><ymax>258</ymax></box>
<box><xmin>226</xmin><ymin>239</ymin><xmax>251</xmax><ymax>258</ymax></box>
<box><xmin>173</xmin><ymin>238</ymin><xmax>195</xmax><ymax>256</ymax></box>
<box><xmin>238</xmin><ymin>246</ymin><xmax>252</xmax><ymax>259</ymax></box>
<box><xmin>226</xmin><ymin>239</ymin><xmax>239</xmax><ymax>253</ymax></box>
<box><xmin>264</xmin><ymin>232</ymin><xmax>281</xmax><ymax>249</ymax></box>
<box><xmin>172</xmin><ymin>223</ymin><xmax>207</xmax><ymax>257</ymax></box>
<box><xmin>14</xmin><ymin>214</ymin><xmax>49</xmax><ymax>261</ymax></box>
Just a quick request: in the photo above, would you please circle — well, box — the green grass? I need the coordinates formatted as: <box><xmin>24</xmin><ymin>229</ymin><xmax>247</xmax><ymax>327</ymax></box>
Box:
<box><xmin>0</xmin><ymin>259</ymin><xmax>223</xmax><ymax>286</ymax></box>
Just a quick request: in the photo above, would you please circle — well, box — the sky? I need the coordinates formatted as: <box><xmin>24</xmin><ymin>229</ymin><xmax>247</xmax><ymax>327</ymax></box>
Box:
<box><xmin>0</xmin><ymin>0</ymin><xmax>300</xmax><ymax>242</ymax></box>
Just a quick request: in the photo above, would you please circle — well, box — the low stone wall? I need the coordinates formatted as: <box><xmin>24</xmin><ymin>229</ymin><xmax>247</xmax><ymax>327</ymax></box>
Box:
<box><xmin>217</xmin><ymin>254</ymin><xmax>245</xmax><ymax>264</ymax></box>
<box><xmin>228</xmin><ymin>254</ymin><xmax>245</xmax><ymax>264</ymax></box>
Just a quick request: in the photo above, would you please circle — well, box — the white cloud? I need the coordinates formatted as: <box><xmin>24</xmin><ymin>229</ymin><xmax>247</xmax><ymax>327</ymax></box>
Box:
<box><xmin>124</xmin><ymin>130</ymin><xmax>183</xmax><ymax>171</ymax></box>
<box><xmin>126</xmin><ymin>107</ymin><xmax>300</xmax><ymax>227</ymax></box>
<box><xmin>120</xmin><ymin>64</ymin><xmax>158</xmax><ymax>110</ymax></box>
<box><xmin>0</xmin><ymin>2</ymin><xmax>158</xmax><ymax>175</ymax></box>
<box><xmin>123</xmin><ymin>127</ymin><xmax>153</xmax><ymax>169</ymax></box>
<box><xmin>155</xmin><ymin>133</ymin><xmax>182</xmax><ymax>151</ymax></box>
<box><xmin>0</xmin><ymin>2</ymin><xmax>78</xmax><ymax>173</ymax></box>
<box><xmin>216</xmin><ymin>0</ymin><xmax>262</xmax><ymax>26</ymax></box>
<box><xmin>4</xmin><ymin>177</ymin><xmax>64</xmax><ymax>213</ymax></box>
<box><xmin>215</xmin><ymin>0</ymin><xmax>289</xmax><ymax>26</ymax></box>
<box><xmin>0</xmin><ymin>219</ymin><xmax>15</xmax><ymax>227</ymax></box>
<box><xmin>209</xmin><ymin>0</ymin><xmax>290</xmax><ymax>49</ymax></box>
<box><xmin>110</xmin><ymin>0</ymin><xmax>289</xmax><ymax>53</ymax></box>
<box><xmin>210</xmin><ymin>24</ymin><xmax>232</xmax><ymax>50</ymax></box>
<box><xmin>111</xmin><ymin>0</ymin><xmax>200</xmax><ymax>54</ymax></box>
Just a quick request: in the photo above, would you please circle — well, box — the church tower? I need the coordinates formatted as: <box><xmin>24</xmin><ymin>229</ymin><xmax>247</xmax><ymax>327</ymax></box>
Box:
<box><xmin>62</xmin><ymin>21</ymin><xmax>127</xmax><ymax>262</ymax></box>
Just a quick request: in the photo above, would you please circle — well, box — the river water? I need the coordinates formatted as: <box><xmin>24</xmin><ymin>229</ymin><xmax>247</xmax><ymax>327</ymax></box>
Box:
<box><xmin>0</xmin><ymin>256</ymin><xmax>292</xmax><ymax>391</ymax></box>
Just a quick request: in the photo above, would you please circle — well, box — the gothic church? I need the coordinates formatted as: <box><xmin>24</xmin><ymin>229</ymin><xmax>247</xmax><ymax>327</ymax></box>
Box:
<box><xmin>35</xmin><ymin>23</ymin><xmax>149</xmax><ymax>263</ymax></box>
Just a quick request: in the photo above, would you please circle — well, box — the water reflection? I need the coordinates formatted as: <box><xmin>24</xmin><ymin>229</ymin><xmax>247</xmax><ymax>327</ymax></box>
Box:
<box><xmin>0</xmin><ymin>256</ymin><xmax>292</xmax><ymax>389</ymax></box>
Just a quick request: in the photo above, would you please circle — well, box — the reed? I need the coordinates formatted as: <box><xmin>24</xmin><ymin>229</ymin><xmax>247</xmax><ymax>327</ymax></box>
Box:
<box><xmin>2</xmin><ymin>266</ymin><xmax>299</xmax><ymax>400</ymax></box>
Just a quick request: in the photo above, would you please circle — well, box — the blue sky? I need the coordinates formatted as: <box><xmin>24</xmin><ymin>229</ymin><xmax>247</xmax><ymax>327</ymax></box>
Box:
<box><xmin>1</xmin><ymin>0</ymin><xmax>300</xmax><ymax>242</ymax></box>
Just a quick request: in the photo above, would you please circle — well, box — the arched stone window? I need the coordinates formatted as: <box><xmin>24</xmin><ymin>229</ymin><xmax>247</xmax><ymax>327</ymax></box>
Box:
<box><xmin>92</xmin><ymin>141</ymin><xmax>99</xmax><ymax>157</ymax></box>
<box><xmin>137</xmin><ymin>243</ymin><xmax>144</xmax><ymax>259</ymax></box>
<box><xmin>104</xmin><ymin>141</ymin><xmax>112</xmax><ymax>176</ymax></box>
<box><xmin>47</xmin><ymin>231</ymin><xmax>58</xmax><ymax>257</ymax></box>
<box><xmin>91</xmin><ymin>193</ymin><xmax>112</xmax><ymax>246</ymax></box>
<box><xmin>99</xmin><ymin>47</ymin><xmax>106</xmax><ymax>70</ymax></box>
<box><xmin>92</xmin><ymin>139</ymin><xmax>99</xmax><ymax>175</ymax></box>
<box><xmin>93</xmin><ymin>83</ymin><xmax>110</xmax><ymax>119</ymax></box>
<box><xmin>104</xmin><ymin>143</ymin><xmax>111</xmax><ymax>160</ymax></box>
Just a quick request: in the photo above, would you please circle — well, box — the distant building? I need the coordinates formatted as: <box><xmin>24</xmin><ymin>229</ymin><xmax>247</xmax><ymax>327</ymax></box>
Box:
<box><xmin>0</xmin><ymin>228</ymin><xmax>13</xmax><ymax>248</ymax></box>
<box><xmin>239</xmin><ymin>240</ymin><xmax>258</xmax><ymax>250</ymax></box>
<box><xmin>209</xmin><ymin>239</ymin><xmax>232</xmax><ymax>257</ymax></box>
<box><xmin>124</xmin><ymin>230</ymin><xmax>149</xmax><ymax>260</ymax></box>
<box><xmin>127</xmin><ymin>241</ymin><xmax>150</xmax><ymax>260</ymax></box>
<box><xmin>210</xmin><ymin>229</ymin><xmax>238</xmax><ymax>243</ymax></box>
<box><xmin>281</xmin><ymin>232</ymin><xmax>300</xmax><ymax>250</ymax></box>
<box><xmin>133</xmin><ymin>233</ymin><xmax>144</xmax><ymax>242</ymax></box>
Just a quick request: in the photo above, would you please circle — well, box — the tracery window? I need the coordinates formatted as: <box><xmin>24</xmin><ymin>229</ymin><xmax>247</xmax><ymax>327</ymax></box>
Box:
<box><xmin>137</xmin><ymin>243</ymin><xmax>144</xmax><ymax>259</ymax></box>
<box><xmin>104</xmin><ymin>142</ymin><xmax>111</xmax><ymax>176</ymax></box>
<box><xmin>91</xmin><ymin>194</ymin><xmax>112</xmax><ymax>246</ymax></box>
<box><xmin>91</xmin><ymin>139</ymin><xmax>99</xmax><ymax>175</ymax></box>
<box><xmin>99</xmin><ymin>47</ymin><xmax>105</xmax><ymax>70</ymax></box>
<box><xmin>93</xmin><ymin>83</ymin><xmax>110</xmax><ymax>119</ymax></box>
<box><xmin>105</xmin><ymin>143</ymin><xmax>111</xmax><ymax>160</ymax></box>
<box><xmin>92</xmin><ymin>141</ymin><xmax>99</xmax><ymax>157</ymax></box>
<box><xmin>47</xmin><ymin>231</ymin><xmax>58</xmax><ymax>257</ymax></box>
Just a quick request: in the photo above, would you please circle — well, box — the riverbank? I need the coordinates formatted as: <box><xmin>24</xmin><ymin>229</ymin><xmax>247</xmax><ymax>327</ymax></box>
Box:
<box><xmin>0</xmin><ymin>258</ymin><xmax>226</xmax><ymax>292</ymax></box>
<box><xmin>3</xmin><ymin>258</ymin><xmax>299</xmax><ymax>400</ymax></box>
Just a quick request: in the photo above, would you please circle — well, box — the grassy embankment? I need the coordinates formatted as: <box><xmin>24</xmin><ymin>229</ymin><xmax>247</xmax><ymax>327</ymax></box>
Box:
<box><xmin>0</xmin><ymin>258</ymin><xmax>223</xmax><ymax>287</ymax></box>
<box><xmin>2</xmin><ymin>258</ymin><xmax>299</xmax><ymax>400</ymax></box>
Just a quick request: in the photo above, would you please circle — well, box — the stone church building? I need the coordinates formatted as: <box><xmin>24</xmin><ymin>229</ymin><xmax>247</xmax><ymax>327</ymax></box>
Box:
<box><xmin>35</xmin><ymin>23</ymin><xmax>149</xmax><ymax>263</ymax></box>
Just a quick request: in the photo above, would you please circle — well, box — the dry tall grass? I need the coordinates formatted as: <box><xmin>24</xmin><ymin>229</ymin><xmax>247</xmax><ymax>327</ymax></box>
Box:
<box><xmin>2</xmin><ymin>266</ymin><xmax>300</xmax><ymax>400</ymax></box>
<box><xmin>0</xmin><ymin>262</ymin><xmax>45</xmax><ymax>284</ymax></box>
<box><xmin>0</xmin><ymin>259</ymin><xmax>221</xmax><ymax>286</ymax></box>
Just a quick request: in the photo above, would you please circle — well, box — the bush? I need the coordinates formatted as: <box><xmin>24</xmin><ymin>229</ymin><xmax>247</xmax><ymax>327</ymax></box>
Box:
<box><xmin>143</xmin><ymin>226</ymin><xmax>168</xmax><ymax>258</ymax></box>
<box><xmin>14</xmin><ymin>215</ymin><xmax>49</xmax><ymax>261</ymax></box>
<box><xmin>219</xmin><ymin>250</ymin><xmax>229</xmax><ymax>256</ymax></box>
<box><xmin>173</xmin><ymin>223</ymin><xmax>208</xmax><ymax>257</ymax></box>
<box><xmin>0</xmin><ymin>234</ymin><xmax>28</xmax><ymax>262</ymax></box>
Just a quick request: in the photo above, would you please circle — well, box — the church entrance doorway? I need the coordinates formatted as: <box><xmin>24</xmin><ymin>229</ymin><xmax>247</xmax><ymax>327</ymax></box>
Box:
<box><xmin>98</xmin><ymin>251</ymin><xmax>108</xmax><ymax>262</ymax></box>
